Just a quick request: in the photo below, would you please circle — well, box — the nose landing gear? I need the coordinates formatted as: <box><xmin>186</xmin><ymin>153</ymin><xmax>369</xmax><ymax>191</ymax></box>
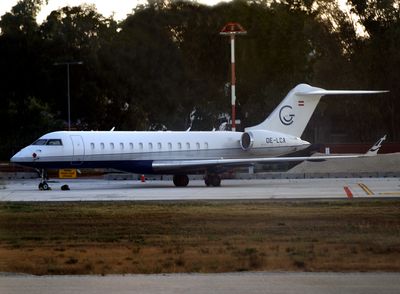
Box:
<box><xmin>38</xmin><ymin>181</ymin><xmax>50</xmax><ymax>190</ymax></box>
<box><xmin>38</xmin><ymin>169</ymin><xmax>51</xmax><ymax>190</ymax></box>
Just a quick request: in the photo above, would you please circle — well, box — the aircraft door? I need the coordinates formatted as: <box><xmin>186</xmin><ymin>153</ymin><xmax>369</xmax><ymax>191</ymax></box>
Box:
<box><xmin>70</xmin><ymin>135</ymin><xmax>85</xmax><ymax>164</ymax></box>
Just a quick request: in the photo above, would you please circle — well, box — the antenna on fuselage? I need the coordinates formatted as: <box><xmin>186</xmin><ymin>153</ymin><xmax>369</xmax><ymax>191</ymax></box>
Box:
<box><xmin>110</xmin><ymin>127</ymin><xmax>115</xmax><ymax>131</ymax></box>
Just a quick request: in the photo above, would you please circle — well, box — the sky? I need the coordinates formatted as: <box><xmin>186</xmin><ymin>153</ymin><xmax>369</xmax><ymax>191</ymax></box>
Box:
<box><xmin>0</xmin><ymin>0</ymin><xmax>231</xmax><ymax>23</ymax></box>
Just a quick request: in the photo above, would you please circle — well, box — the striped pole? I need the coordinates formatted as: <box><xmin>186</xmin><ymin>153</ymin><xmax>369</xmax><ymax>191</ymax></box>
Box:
<box><xmin>230</xmin><ymin>34</ymin><xmax>236</xmax><ymax>131</ymax></box>
<box><xmin>220</xmin><ymin>23</ymin><xmax>246</xmax><ymax>132</ymax></box>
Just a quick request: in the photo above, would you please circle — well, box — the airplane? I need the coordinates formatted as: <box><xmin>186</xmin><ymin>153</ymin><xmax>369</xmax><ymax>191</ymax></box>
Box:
<box><xmin>10</xmin><ymin>83</ymin><xmax>387</xmax><ymax>190</ymax></box>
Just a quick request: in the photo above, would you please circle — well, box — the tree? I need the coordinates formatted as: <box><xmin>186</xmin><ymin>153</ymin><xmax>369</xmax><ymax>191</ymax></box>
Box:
<box><xmin>0</xmin><ymin>0</ymin><xmax>55</xmax><ymax>158</ymax></box>
<box><xmin>40</xmin><ymin>5</ymin><xmax>118</xmax><ymax>130</ymax></box>
<box><xmin>347</xmin><ymin>0</ymin><xmax>400</xmax><ymax>140</ymax></box>
<box><xmin>1</xmin><ymin>0</ymin><xmax>398</xmax><ymax>160</ymax></box>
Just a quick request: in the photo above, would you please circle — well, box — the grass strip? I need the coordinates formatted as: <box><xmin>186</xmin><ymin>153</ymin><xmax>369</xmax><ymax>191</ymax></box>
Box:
<box><xmin>0</xmin><ymin>200</ymin><xmax>399</xmax><ymax>275</ymax></box>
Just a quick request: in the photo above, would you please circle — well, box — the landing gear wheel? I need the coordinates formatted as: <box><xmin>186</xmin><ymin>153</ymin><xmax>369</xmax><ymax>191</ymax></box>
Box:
<box><xmin>38</xmin><ymin>169</ymin><xmax>51</xmax><ymax>190</ymax></box>
<box><xmin>38</xmin><ymin>181</ymin><xmax>51</xmax><ymax>190</ymax></box>
<box><xmin>204</xmin><ymin>175</ymin><xmax>221</xmax><ymax>187</ymax></box>
<box><xmin>42</xmin><ymin>182</ymin><xmax>50</xmax><ymax>190</ymax></box>
<box><xmin>173</xmin><ymin>175</ymin><xmax>189</xmax><ymax>187</ymax></box>
<box><xmin>211</xmin><ymin>175</ymin><xmax>221</xmax><ymax>187</ymax></box>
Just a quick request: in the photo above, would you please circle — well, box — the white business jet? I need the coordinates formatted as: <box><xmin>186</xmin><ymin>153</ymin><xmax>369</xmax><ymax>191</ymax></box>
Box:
<box><xmin>11</xmin><ymin>84</ymin><xmax>387</xmax><ymax>190</ymax></box>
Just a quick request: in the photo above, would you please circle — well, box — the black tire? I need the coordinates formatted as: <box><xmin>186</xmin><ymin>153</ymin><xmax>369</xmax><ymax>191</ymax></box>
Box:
<box><xmin>38</xmin><ymin>183</ymin><xmax>44</xmax><ymax>190</ymax></box>
<box><xmin>210</xmin><ymin>175</ymin><xmax>221</xmax><ymax>187</ymax></box>
<box><xmin>173</xmin><ymin>175</ymin><xmax>189</xmax><ymax>187</ymax></box>
<box><xmin>182</xmin><ymin>175</ymin><xmax>189</xmax><ymax>186</ymax></box>
<box><xmin>173</xmin><ymin>175</ymin><xmax>179</xmax><ymax>186</ymax></box>
<box><xmin>42</xmin><ymin>182</ymin><xmax>50</xmax><ymax>190</ymax></box>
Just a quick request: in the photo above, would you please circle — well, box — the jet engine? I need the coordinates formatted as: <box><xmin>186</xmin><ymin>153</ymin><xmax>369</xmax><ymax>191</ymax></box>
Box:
<box><xmin>240</xmin><ymin>132</ymin><xmax>254</xmax><ymax>150</ymax></box>
<box><xmin>240</xmin><ymin>130</ymin><xmax>277</xmax><ymax>150</ymax></box>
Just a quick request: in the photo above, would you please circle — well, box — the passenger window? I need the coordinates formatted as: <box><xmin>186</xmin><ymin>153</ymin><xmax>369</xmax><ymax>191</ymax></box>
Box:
<box><xmin>100</xmin><ymin>143</ymin><xmax>105</xmax><ymax>150</ymax></box>
<box><xmin>186</xmin><ymin>142</ymin><xmax>190</xmax><ymax>149</ymax></box>
<box><xmin>32</xmin><ymin>139</ymin><xmax>47</xmax><ymax>145</ymax></box>
<box><xmin>149</xmin><ymin>143</ymin><xmax>153</xmax><ymax>150</ymax></box>
<box><xmin>110</xmin><ymin>143</ymin><xmax>114</xmax><ymax>149</ymax></box>
<box><xmin>157</xmin><ymin>142</ymin><xmax>162</xmax><ymax>150</ymax></box>
<box><xmin>196</xmin><ymin>142</ymin><xmax>200</xmax><ymax>150</ymax></box>
<box><xmin>168</xmin><ymin>143</ymin><xmax>172</xmax><ymax>150</ymax></box>
<box><xmin>205</xmin><ymin>142</ymin><xmax>209</xmax><ymax>149</ymax></box>
<box><xmin>46</xmin><ymin>139</ymin><xmax>62</xmax><ymax>146</ymax></box>
<box><xmin>139</xmin><ymin>143</ymin><xmax>143</xmax><ymax>150</ymax></box>
<box><xmin>90</xmin><ymin>143</ymin><xmax>95</xmax><ymax>149</ymax></box>
<box><xmin>129</xmin><ymin>143</ymin><xmax>133</xmax><ymax>150</ymax></box>
<box><xmin>120</xmin><ymin>143</ymin><xmax>124</xmax><ymax>150</ymax></box>
<box><xmin>178</xmin><ymin>143</ymin><xmax>182</xmax><ymax>150</ymax></box>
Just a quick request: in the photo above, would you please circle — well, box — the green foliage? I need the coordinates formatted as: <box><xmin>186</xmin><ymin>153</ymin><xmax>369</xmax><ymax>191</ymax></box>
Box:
<box><xmin>0</xmin><ymin>0</ymin><xmax>399</xmax><ymax>160</ymax></box>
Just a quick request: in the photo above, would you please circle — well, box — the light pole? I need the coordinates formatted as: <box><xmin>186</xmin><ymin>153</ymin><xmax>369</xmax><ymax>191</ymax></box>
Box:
<box><xmin>220</xmin><ymin>22</ymin><xmax>246</xmax><ymax>132</ymax></box>
<box><xmin>54</xmin><ymin>61</ymin><xmax>83</xmax><ymax>131</ymax></box>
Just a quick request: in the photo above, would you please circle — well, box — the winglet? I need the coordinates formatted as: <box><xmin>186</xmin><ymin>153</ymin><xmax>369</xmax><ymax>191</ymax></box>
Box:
<box><xmin>365</xmin><ymin>135</ymin><xmax>387</xmax><ymax>156</ymax></box>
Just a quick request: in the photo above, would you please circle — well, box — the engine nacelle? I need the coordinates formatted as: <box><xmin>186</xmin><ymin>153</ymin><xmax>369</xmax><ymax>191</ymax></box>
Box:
<box><xmin>240</xmin><ymin>130</ymin><xmax>296</xmax><ymax>151</ymax></box>
<box><xmin>240</xmin><ymin>132</ymin><xmax>254</xmax><ymax>150</ymax></box>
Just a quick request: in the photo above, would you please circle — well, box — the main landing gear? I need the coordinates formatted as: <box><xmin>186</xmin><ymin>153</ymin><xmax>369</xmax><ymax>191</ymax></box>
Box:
<box><xmin>204</xmin><ymin>174</ymin><xmax>221</xmax><ymax>187</ymax></box>
<box><xmin>38</xmin><ymin>169</ymin><xmax>51</xmax><ymax>190</ymax></box>
<box><xmin>173</xmin><ymin>175</ymin><xmax>189</xmax><ymax>187</ymax></box>
<box><xmin>173</xmin><ymin>174</ymin><xmax>222</xmax><ymax>187</ymax></box>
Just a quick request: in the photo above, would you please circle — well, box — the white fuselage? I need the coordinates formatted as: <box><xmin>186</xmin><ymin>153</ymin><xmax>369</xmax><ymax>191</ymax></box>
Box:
<box><xmin>11</xmin><ymin>130</ymin><xmax>310</xmax><ymax>174</ymax></box>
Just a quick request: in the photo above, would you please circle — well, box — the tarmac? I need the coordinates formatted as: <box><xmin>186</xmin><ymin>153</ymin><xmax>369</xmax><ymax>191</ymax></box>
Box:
<box><xmin>1</xmin><ymin>272</ymin><xmax>399</xmax><ymax>294</ymax></box>
<box><xmin>0</xmin><ymin>177</ymin><xmax>399</xmax><ymax>201</ymax></box>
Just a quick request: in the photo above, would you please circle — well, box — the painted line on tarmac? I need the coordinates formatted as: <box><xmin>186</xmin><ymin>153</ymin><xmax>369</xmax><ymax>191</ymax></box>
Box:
<box><xmin>343</xmin><ymin>186</ymin><xmax>353</xmax><ymax>199</ymax></box>
<box><xmin>358</xmin><ymin>183</ymin><xmax>375</xmax><ymax>196</ymax></box>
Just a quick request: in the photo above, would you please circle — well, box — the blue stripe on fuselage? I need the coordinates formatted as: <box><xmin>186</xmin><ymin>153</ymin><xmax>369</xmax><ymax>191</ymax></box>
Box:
<box><xmin>15</xmin><ymin>160</ymin><xmax>155</xmax><ymax>174</ymax></box>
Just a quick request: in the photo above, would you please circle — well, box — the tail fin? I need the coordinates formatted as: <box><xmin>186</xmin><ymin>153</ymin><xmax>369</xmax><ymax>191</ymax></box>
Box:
<box><xmin>245</xmin><ymin>84</ymin><xmax>388</xmax><ymax>137</ymax></box>
<box><xmin>365</xmin><ymin>135</ymin><xmax>387</xmax><ymax>156</ymax></box>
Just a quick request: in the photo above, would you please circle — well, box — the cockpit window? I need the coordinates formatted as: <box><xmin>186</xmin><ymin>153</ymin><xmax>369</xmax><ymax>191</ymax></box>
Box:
<box><xmin>46</xmin><ymin>139</ymin><xmax>63</xmax><ymax>146</ymax></box>
<box><xmin>32</xmin><ymin>139</ymin><xmax>47</xmax><ymax>145</ymax></box>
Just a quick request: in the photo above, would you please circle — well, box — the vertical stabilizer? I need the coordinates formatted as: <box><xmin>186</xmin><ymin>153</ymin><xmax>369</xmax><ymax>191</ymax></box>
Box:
<box><xmin>246</xmin><ymin>84</ymin><xmax>324</xmax><ymax>137</ymax></box>
<box><xmin>246</xmin><ymin>84</ymin><xmax>387</xmax><ymax>138</ymax></box>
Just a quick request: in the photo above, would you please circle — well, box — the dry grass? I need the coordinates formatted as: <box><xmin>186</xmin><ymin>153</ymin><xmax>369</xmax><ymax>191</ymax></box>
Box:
<box><xmin>0</xmin><ymin>200</ymin><xmax>399</xmax><ymax>275</ymax></box>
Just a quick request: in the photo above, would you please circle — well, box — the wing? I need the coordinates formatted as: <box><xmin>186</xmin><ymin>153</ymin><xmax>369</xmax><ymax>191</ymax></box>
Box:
<box><xmin>152</xmin><ymin>135</ymin><xmax>386</xmax><ymax>172</ymax></box>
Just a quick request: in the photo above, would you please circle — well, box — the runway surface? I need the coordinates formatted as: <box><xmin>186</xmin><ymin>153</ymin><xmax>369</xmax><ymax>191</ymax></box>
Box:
<box><xmin>1</xmin><ymin>272</ymin><xmax>399</xmax><ymax>294</ymax></box>
<box><xmin>0</xmin><ymin>178</ymin><xmax>399</xmax><ymax>201</ymax></box>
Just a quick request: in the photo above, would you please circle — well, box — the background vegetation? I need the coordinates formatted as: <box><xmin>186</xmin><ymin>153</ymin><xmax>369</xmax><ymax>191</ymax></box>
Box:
<box><xmin>1</xmin><ymin>0</ymin><xmax>399</xmax><ymax>159</ymax></box>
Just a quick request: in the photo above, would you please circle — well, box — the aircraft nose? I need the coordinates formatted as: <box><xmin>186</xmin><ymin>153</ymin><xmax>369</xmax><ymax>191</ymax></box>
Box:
<box><xmin>10</xmin><ymin>151</ymin><xmax>22</xmax><ymax>163</ymax></box>
<box><xmin>10</xmin><ymin>149</ymin><xmax>33</xmax><ymax>163</ymax></box>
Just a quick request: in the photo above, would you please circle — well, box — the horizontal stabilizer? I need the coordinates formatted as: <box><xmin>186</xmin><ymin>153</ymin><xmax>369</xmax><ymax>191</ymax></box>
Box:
<box><xmin>296</xmin><ymin>89</ymin><xmax>389</xmax><ymax>96</ymax></box>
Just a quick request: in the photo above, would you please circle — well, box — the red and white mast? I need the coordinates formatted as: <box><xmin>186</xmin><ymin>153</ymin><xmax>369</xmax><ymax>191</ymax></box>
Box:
<box><xmin>220</xmin><ymin>22</ymin><xmax>246</xmax><ymax>132</ymax></box>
